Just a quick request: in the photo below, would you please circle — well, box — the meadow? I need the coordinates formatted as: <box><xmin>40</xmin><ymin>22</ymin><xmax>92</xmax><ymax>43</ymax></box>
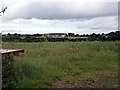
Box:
<box><xmin>2</xmin><ymin>41</ymin><xmax>119</xmax><ymax>88</ymax></box>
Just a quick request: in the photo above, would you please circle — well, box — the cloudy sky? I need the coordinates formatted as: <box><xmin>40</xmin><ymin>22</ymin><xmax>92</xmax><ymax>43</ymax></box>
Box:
<box><xmin>0</xmin><ymin>0</ymin><xmax>119</xmax><ymax>34</ymax></box>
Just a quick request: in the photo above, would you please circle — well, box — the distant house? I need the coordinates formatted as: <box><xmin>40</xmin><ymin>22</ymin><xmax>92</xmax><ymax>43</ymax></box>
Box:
<box><xmin>42</xmin><ymin>33</ymin><xmax>67</xmax><ymax>37</ymax></box>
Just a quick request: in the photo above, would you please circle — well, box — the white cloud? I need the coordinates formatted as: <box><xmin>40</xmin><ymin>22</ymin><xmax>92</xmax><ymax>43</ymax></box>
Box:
<box><xmin>0</xmin><ymin>0</ymin><xmax>118</xmax><ymax>34</ymax></box>
<box><xmin>1</xmin><ymin>15</ymin><xmax>117</xmax><ymax>34</ymax></box>
<box><xmin>72</xmin><ymin>16</ymin><xmax>118</xmax><ymax>30</ymax></box>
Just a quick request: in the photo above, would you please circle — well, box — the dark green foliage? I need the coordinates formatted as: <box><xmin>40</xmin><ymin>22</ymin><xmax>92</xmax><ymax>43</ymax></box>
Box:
<box><xmin>68</xmin><ymin>33</ymin><xmax>75</xmax><ymax>37</ymax></box>
<box><xmin>2</xmin><ymin>56</ymin><xmax>17</xmax><ymax>88</ymax></box>
<box><xmin>88</xmin><ymin>31</ymin><xmax>120</xmax><ymax>41</ymax></box>
<box><xmin>2</xmin><ymin>36</ymin><xmax>87</xmax><ymax>42</ymax></box>
<box><xmin>2</xmin><ymin>31</ymin><xmax>120</xmax><ymax>42</ymax></box>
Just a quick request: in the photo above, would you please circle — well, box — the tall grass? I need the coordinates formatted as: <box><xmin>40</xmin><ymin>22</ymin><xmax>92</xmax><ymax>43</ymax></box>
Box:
<box><xmin>2</xmin><ymin>41</ymin><xmax>119</xmax><ymax>88</ymax></box>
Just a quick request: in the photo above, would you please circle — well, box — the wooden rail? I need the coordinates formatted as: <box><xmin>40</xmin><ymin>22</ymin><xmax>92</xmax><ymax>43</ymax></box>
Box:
<box><xmin>0</xmin><ymin>49</ymin><xmax>24</xmax><ymax>56</ymax></box>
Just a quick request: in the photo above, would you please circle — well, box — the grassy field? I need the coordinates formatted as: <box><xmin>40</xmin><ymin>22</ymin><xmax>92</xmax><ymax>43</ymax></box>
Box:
<box><xmin>2</xmin><ymin>41</ymin><xmax>119</xmax><ymax>88</ymax></box>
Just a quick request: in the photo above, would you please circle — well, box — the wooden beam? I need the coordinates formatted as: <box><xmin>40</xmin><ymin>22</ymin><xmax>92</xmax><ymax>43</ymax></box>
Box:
<box><xmin>0</xmin><ymin>49</ymin><xmax>24</xmax><ymax>56</ymax></box>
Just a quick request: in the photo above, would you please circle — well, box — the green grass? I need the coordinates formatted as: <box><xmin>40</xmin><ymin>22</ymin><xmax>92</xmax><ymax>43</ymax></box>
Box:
<box><xmin>2</xmin><ymin>41</ymin><xmax>119</xmax><ymax>88</ymax></box>
<box><xmin>67</xmin><ymin>36</ymin><xmax>88</xmax><ymax>39</ymax></box>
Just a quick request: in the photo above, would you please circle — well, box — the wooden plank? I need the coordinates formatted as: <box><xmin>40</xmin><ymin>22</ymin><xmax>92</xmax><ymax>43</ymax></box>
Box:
<box><xmin>0</xmin><ymin>49</ymin><xmax>24</xmax><ymax>56</ymax></box>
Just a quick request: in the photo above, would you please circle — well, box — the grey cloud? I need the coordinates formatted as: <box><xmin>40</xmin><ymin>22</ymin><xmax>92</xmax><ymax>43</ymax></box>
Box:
<box><xmin>4</xmin><ymin>2</ymin><xmax>118</xmax><ymax>21</ymax></box>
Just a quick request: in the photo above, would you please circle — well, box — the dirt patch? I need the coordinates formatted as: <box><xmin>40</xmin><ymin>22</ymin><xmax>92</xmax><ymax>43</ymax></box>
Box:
<box><xmin>52</xmin><ymin>80</ymin><xmax>98</xmax><ymax>88</ymax></box>
<box><xmin>76</xmin><ymin>79</ymin><xmax>98</xmax><ymax>88</ymax></box>
<box><xmin>52</xmin><ymin>81</ymin><xmax>74</xmax><ymax>88</ymax></box>
<box><xmin>52</xmin><ymin>77</ymin><xmax>119</xmax><ymax>88</ymax></box>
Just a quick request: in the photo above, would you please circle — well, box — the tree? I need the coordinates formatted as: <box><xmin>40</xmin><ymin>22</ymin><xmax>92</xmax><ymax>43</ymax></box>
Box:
<box><xmin>14</xmin><ymin>33</ymin><xmax>18</xmax><ymax>36</ymax></box>
<box><xmin>7</xmin><ymin>33</ymin><xmax>11</xmax><ymax>36</ymax></box>
<box><xmin>75</xmin><ymin>34</ymin><xmax>79</xmax><ymax>37</ymax></box>
<box><xmin>68</xmin><ymin>33</ymin><xmax>75</xmax><ymax>37</ymax></box>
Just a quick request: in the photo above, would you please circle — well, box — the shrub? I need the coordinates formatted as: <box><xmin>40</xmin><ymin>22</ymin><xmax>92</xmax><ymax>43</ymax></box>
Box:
<box><xmin>2</xmin><ymin>56</ymin><xmax>17</xmax><ymax>88</ymax></box>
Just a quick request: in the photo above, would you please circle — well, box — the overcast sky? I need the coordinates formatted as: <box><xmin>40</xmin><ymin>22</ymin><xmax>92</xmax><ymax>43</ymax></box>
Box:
<box><xmin>0</xmin><ymin>0</ymin><xmax>119</xmax><ymax>34</ymax></box>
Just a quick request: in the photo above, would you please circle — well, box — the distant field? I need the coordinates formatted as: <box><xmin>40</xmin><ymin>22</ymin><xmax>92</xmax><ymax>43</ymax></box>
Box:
<box><xmin>2</xmin><ymin>41</ymin><xmax>119</xmax><ymax>88</ymax></box>
<box><xmin>67</xmin><ymin>36</ymin><xmax>88</xmax><ymax>39</ymax></box>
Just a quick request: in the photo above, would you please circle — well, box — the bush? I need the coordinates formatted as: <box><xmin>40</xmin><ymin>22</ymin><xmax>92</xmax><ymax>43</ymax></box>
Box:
<box><xmin>2</xmin><ymin>56</ymin><xmax>17</xmax><ymax>88</ymax></box>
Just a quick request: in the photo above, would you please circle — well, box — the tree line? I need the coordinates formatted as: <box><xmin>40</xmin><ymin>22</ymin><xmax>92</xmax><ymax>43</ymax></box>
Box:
<box><xmin>2</xmin><ymin>31</ymin><xmax>120</xmax><ymax>42</ymax></box>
